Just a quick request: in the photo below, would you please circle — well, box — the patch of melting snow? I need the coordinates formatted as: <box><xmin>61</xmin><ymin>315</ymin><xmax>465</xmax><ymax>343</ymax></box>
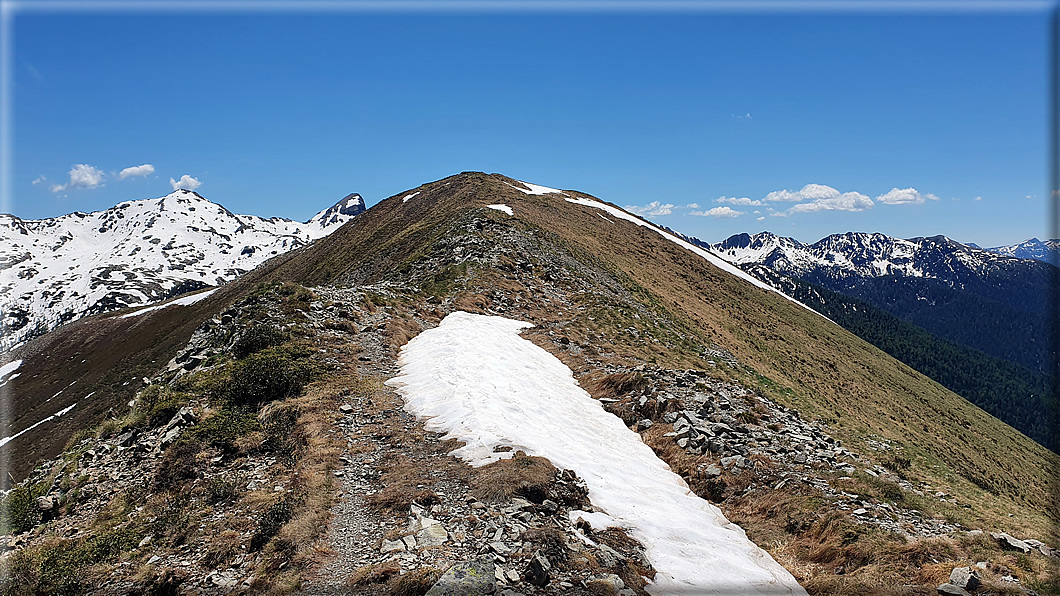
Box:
<box><xmin>507</xmin><ymin>181</ymin><xmax>567</xmax><ymax>196</ymax></box>
<box><xmin>119</xmin><ymin>288</ymin><xmax>218</xmax><ymax>319</ymax></box>
<box><xmin>387</xmin><ymin>312</ymin><xmax>806</xmax><ymax>596</ymax></box>
<box><xmin>564</xmin><ymin>197</ymin><xmax>829</xmax><ymax>321</ymax></box>
<box><xmin>0</xmin><ymin>359</ymin><xmax>22</xmax><ymax>389</ymax></box>
<box><xmin>0</xmin><ymin>397</ymin><xmax>85</xmax><ymax>449</ymax></box>
<box><xmin>402</xmin><ymin>192</ymin><xmax>420</xmax><ymax>203</ymax></box>
<box><xmin>486</xmin><ymin>204</ymin><xmax>514</xmax><ymax>216</ymax></box>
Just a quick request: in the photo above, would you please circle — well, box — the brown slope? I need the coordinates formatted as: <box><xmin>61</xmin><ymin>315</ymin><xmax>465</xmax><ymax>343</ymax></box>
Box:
<box><xmin>245</xmin><ymin>171</ymin><xmax>1056</xmax><ymax>536</ymax></box>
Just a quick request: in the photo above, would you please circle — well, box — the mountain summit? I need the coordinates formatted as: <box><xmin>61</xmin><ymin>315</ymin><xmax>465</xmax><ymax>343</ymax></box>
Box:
<box><xmin>0</xmin><ymin>189</ymin><xmax>364</xmax><ymax>352</ymax></box>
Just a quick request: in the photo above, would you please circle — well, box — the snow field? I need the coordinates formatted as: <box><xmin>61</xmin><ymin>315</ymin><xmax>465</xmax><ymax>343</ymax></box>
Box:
<box><xmin>507</xmin><ymin>181</ymin><xmax>567</xmax><ymax>196</ymax></box>
<box><xmin>486</xmin><ymin>204</ymin><xmax>514</xmax><ymax>216</ymax></box>
<box><xmin>0</xmin><ymin>359</ymin><xmax>21</xmax><ymax>388</ymax></box>
<box><xmin>0</xmin><ymin>399</ymin><xmax>83</xmax><ymax>449</ymax></box>
<box><xmin>120</xmin><ymin>288</ymin><xmax>218</xmax><ymax>319</ymax></box>
<box><xmin>386</xmin><ymin>312</ymin><xmax>806</xmax><ymax>595</ymax></box>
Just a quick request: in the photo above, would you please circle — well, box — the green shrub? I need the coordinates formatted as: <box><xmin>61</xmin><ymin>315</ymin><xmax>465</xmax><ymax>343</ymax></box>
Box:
<box><xmin>0</xmin><ymin>486</ymin><xmax>42</xmax><ymax>534</ymax></box>
<box><xmin>186</xmin><ymin>409</ymin><xmax>260</xmax><ymax>452</ymax></box>
<box><xmin>233</xmin><ymin>325</ymin><xmax>290</xmax><ymax>359</ymax></box>
<box><xmin>221</xmin><ymin>346</ymin><xmax>314</xmax><ymax>408</ymax></box>
<box><xmin>250</xmin><ymin>499</ymin><xmax>294</xmax><ymax>551</ymax></box>
<box><xmin>81</xmin><ymin>526</ymin><xmax>140</xmax><ymax>563</ymax></box>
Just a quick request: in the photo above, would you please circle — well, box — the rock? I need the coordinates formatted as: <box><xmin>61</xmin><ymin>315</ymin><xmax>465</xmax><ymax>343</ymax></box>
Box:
<box><xmin>636</xmin><ymin>419</ymin><xmax>653</xmax><ymax>431</ymax></box>
<box><xmin>699</xmin><ymin>463</ymin><xmax>722</xmax><ymax>478</ymax></box>
<box><xmin>992</xmin><ymin>532</ymin><xmax>1032</xmax><ymax>553</ymax></box>
<box><xmin>540</xmin><ymin>499</ymin><xmax>558</xmax><ymax>514</ymax></box>
<box><xmin>381</xmin><ymin>538</ymin><xmax>405</xmax><ymax>553</ymax></box>
<box><xmin>417</xmin><ymin>523</ymin><xmax>448</xmax><ymax>547</ymax></box>
<box><xmin>720</xmin><ymin>455</ymin><xmax>741</xmax><ymax>469</ymax></box>
<box><xmin>426</xmin><ymin>560</ymin><xmax>497</xmax><ymax>596</ymax></box>
<box><xmin>852</xmin><ymin>508</ymin><xmax>868</xmax><ymax>516</ymax></box>
<box><xmin>524</xmin><ymin>551</ymin><xmax>551</xmax><ymax>587</ymax></box>
<box><xmin>35</xmin><ymin>496</ymin><xmax>54</xmax><ymax>512</ymax></box>
<box><xmin>586</xmin><ymin>574</ymin><xmax>624</xmax><ymax>595</ymax></box>
<box><xmin>339</xmin><ymin>404</ymin><xmax>354</xmax><ymax>414</ymax></box>
<box><xmin>937</xmin><ymin>583</ymin><xmax>971</xmax><ymax>596</ymax></box>
<box><xmin>949</xmin><ymin>567</ymin><xmax>980</xmax><ymax>590</ymax></box>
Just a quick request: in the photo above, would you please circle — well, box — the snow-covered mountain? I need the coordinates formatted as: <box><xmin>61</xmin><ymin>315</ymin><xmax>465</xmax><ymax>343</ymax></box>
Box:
<box><xmin>0</xmin><ymin>189</ymin><xmax>364</xmax><ymax>352</ymax></box>
<box><xmin>709</xmin><ymin>231</ymin><xmax>1043</xmax><ymax>285</ymax></box>
<box><xmin>978</xmin><ymin>237</ymin><xmax>1060</xmax><ymax>264</ymax></box>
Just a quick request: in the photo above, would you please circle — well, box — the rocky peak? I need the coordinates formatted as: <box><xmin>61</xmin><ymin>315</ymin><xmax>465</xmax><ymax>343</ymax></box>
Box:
<box><xmin>308</xmin><ymin>193</ymin><xmax>366</xmax><ymax>229</ymax></box>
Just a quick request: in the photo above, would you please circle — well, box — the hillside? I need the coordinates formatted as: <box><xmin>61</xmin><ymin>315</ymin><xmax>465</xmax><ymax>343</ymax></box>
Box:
<box><xmin>1</xmin><ymin>172</ymin><xmax>1056</xmax><ymax>595</ymax></box>
<box><xmin>740</xmin><ymin>263</ymin><xmax>1057</xmax><ymax>453</ymax></box>
<box><xmin>0</xmin><ymin>189</ymin><xmax>364</xmax><ymax>353</ymax></box>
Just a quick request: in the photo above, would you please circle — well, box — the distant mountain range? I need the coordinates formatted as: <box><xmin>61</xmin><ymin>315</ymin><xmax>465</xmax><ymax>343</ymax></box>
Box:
<box><xmin>0</xmin><ymin>189</ymin><xmax>364</xmax><ymax>352</ymax></box>
<box><xmin>974</xmin><ymin>237</ymin><xmax>1060</xmax><ymax>264</ymax></box>
<box><xmin>707</xmin><ymin>231</ymin><xmax>1055</xmax><ymax>375</ymax></box>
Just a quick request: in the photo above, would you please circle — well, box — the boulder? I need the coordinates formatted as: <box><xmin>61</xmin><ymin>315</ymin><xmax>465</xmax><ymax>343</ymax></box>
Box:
<box><xmin>586</xmin><ymin>574</ymin><xmax>624</xmax><ymax>595</ymax></box>
<box><xmin>35</xmin><ymin>496</ymin><xmax>54</xmax><ymax>512</ymax></box>
<box><xmin>417</xmin><ymin>523</ymin><xmax>448</xmax><ymax>547</ymax></box>
<box><xmin>426</xmin><ymin>560</ymin><xmax>496</xmax><ymax>596</ymax></box>
<box><xmin>949</xmin><ymin>567</ymin><xmax>980</xmax><ymax>590</ymax></box>
<box><xmin>992</xmin><ymin>532</ymin><xmax>1032</xmax><ymax>554</ymax></box>
<box><xmin>937</xmin><ymin>584</ymin><xmax>971</xmax><ymax>596</ymax></box>
<box><xmin>524</xmin><ymin>551</ymin><xmax>551</xmax><ymax>587</ymax></box>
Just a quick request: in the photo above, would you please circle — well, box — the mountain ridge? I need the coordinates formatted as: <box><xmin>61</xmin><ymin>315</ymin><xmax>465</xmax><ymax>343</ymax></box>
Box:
<box><xmin>1</xmin><ymin>172</ymin><xmax>1056</xmax><ymax>594</ymax></box>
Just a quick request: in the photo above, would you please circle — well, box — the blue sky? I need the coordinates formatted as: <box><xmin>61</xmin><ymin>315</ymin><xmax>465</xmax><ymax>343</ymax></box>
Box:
<box><xmin>7</xmin><ymin>3</ymin><xmax>1055</xmax><ymax>246</ymax></box>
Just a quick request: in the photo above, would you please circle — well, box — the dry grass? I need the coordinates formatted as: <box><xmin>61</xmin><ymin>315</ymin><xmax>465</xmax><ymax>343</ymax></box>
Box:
<box><xmin>582</xmin><ymin>371</ymin><xmax>649</xmax><ymax>401</ymax></box>
<box><xmin>470</xmin><ymin>451</ymin><xmax>557</xmax><ymax>503</ymax></box>
<box><xmin>347</xmin><ymin>561</ymin><xmax>401</xmax><ymax>587</ymax></box>
<box><xmin>384</xmin><ymin>311</ymin><xmax>422</xmax><ymax>352</ymax></box>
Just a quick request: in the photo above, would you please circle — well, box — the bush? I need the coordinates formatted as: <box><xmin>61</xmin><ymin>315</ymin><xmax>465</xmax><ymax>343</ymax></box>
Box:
<box><xmin>0</xmin><ymin>486</ymin><xmax>42</xmax><ymax>534</ymax></box>
<box><xmin>233</xmin><ymin>325</ymin><xmax>290</xmax><ymax>359</ymax></box>
<box><xmin>186</xmin><ymin>409</ymin><xmax>260</xmax><ymax>452</ymax></box>
<box><xmin>221</xmin><ymin>346</ymin><xmax>314</xmax><ymax>408</ymax></box>
<box><xmin>153</xmin><ymin>440</ymin><xmax>205</xmax><ymax>491</ymax></box>
<box><xmin>250</xmin><ymin>499</ymin><xmax>294</xmax><ymax>551</ymax></box>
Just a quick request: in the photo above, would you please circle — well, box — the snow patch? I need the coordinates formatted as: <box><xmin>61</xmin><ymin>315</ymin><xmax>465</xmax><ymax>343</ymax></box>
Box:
<box><xmin>486</xmin><ymin>204</ymin><xmax>514</xmax><ymax>216</ymax></box>
<box><xmin>402</xmin><ymin>192</ymin><xmax>420</xmax><ymax>203</ymax></box>
<box><xmin>507</xmin><ymin>181</ymin><xmax>566</xmax><ymax>196</ymax></box>
<box><xmin>386</xmin><ymin>312</ymin><xmax>806</xmax><ymax>595</ymax></box>
<box><xmin>120</xmin><ymin>288</ymin><xmax>218</xmax><ymax>319</ymax></box>
<box><xmin>0</xmin><ymin>360</ymin><xmax>21</xmax><ymax>386</ymax></box>
<box><xmin>564</xmin><ymin>197</ymin><xmax>826</xmax><ymax>319</ymax></box>
<box><xmin>0</xmin><ymin>399</ymin><xmax>82</xmax><ymax>449</ymax></box>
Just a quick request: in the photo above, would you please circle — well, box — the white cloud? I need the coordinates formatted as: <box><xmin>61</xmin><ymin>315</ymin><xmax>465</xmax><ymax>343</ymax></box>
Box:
<box><xmin>756</xmin><ymin>216</ymin><xmax>766</xmax><ymax>221</ymax></box>
<box><xmin>624</xmin><ymin>201</ymin><xmax>674</xmax><ymax>216</ymax></box>
<box><xmin>732</xmin><ymin>113</ymin><xmax>753</xmax><ymax>120</ymax></box>
<box><xmin>685</xmin><ymin>203</ymin><xmax>700</xmax><ymax>209</ymax></box>
<box><xmin>716</xmin><ymin>196</ymin><xmax>763</xmax><ymax>206</ymax></box>
<box><xmin>874</xmin><ymin>187</ymin><xmax>938</xmax><ymax>205</ymax></box>
<box><xmin>119</xmin><ymin>163</ymin><xmax>155</xmax><ymax>179</ymax></box>
<box><xmin>764</xmin><ymin>183</ymin><xmax>841</xmax><ymax>203</ymax></box>
<box><xmin>170</xmin><ymin>174</ymin><xmax>202</xmax><ymax>191</ymax></box>
<box><xmin>31</xmin><ymin>175</ymin><xmax>46</xmax><ymax>186</ymax></box>
<box><xmin>50</xmin><ymin>164</ymin><xmax>105</xmax><ymax>193</ymax></box>
<box><xmin>787</xmin><ymin>191</ymin><xmax>874</xmax><ymax>213</ymax></box>
<box><xmin>974</xmin><ymin>196</ymin><xmax>983</xmax><ymax>201</ymax></box>
<box><xmin>690</xmin><ymin>206</ymin><xmax>743</xmax><ymax>218</ymax></box>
